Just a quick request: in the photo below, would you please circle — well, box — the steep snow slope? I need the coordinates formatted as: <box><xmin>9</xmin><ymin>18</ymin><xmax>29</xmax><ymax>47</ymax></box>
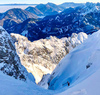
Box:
<box><xmin>58</xmin><ymin>69</ymin><xmax>100</xmax><ymax>95</ymax></box>
<box><xmin>11</xmin><ymin>32</ymin><xmax>88</xmax><ymax>83</ymax></box>
<box><xmin>48</xmin><ymin>30</ymin><xmax>100</xmax><ymax>91</ymax></box>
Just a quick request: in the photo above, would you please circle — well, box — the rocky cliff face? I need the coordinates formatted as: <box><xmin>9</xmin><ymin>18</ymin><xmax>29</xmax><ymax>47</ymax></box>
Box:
<box><xmin>11</xmin><ymin>32</ymin><xmax>88</xmax><ymax>83</ymax></box>
<box><xmin>0</xmin><ymin>26</ymin><xmax>33</xmax><ymax>81</ymax></box>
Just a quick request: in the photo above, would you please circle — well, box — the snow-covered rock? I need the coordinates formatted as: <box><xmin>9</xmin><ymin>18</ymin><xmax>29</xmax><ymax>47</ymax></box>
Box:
<box><xmin>68</xmin><ymin>32</ymin><xmax>88</xmax><ymax>50</ymax></box>
<box><xmin>11</xmin><ymin>32</ymin><xmax>88</xmax><ymax>83</ymax></box>
<box><xmin>48</xmin><ymin>30</ymin><xmax>100</xmax><ymax>91</ymax></box>
<box><xmin>0</xmin><ymin>26</ymin><xmax>34</xmax><ymax>82</ymax></box>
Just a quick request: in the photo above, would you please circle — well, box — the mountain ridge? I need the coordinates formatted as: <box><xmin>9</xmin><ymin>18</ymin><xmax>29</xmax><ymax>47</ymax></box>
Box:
<box><xmin>4</xmin><ymin>2</ymin><xmax>100</xmax><ymax>41</ymax></box>
<box><xmin>0</xmin><ymin>8</ymin><xmax>38</xmax><ymax>28</ymax></box>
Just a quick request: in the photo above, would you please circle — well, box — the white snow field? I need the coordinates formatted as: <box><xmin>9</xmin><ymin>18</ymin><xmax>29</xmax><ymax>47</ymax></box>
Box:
<box><xmin>58</xmin><ymin>69</ymin><xmax>100</xmax><ymax>95</ymax></box>
<box><xmin>48</xmin><ymin>30</ymin><xmax>100</xmax><ymax>94</ymax></box>
<box><xmin>0</xmin><ymin>71</ymin><xmax>55</xmax><ymax>95</ymax></box>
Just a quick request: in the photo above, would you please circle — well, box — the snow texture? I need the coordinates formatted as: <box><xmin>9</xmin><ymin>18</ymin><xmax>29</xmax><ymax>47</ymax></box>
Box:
<box><xmin>0</xmin><ymin>71</ymin><xmax>54</xmax><ymax>95</ymax></box>
<box><xmin>58</xmin><ymin>68</ymin><xmax>100</xmax><ymax>95</ymax></box>
<box><xmin>48</xmin><ymin>30</ymin><xmax>100</xmax><ymax>92</ymax></box>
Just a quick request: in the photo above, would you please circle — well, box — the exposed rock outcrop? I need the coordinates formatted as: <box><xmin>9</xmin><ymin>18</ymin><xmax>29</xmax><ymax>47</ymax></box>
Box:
<box><xmin>0</xmin><ymin>26</ymin><xmax>34</xmax><ymax>82</ymax></box>
<box><xmin>11</xmin><ymin>32</ymin><xmax>88</xmax><ymax>83</ymax></box>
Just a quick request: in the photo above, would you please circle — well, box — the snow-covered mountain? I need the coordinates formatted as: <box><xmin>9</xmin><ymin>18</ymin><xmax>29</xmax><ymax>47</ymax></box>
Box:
<box><xmin>10</xmin><ymin>32</ymin><xmax>88</xmax><ymax>83</ymax></box>
<box><xmin>4</xmin><ymin>2</ymin><xmax>100</xmax><ymax>41</ymax></box>
<box><xmin>0</xmin><ymin>26</ymin><xmax>35</xmax><ymax>82</ymax></box>
<box><xmin>0</xmin><ymin>26</ymin><xmax>54</xmax><ymax>95</ymax></box>
<box><xmin>1</xmin><ymin>3</ymin><xmax>100</xmax><ymax>95</ymax></box>
<box><xmin>1</xmin><ymin>27</ymin><xmax>100</xmax><ymax>95</ymax></box>
<box><xmin>48</xmin><ymin>30</ymin><xmax>100</xmax><ymax>92</ymax></box>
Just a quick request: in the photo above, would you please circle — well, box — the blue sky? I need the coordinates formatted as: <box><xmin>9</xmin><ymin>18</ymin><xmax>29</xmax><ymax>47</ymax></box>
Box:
<box><xmin>0</xmin><ymin>0</ymin><xmax>99</xmax><ymax>4</ymax></box>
